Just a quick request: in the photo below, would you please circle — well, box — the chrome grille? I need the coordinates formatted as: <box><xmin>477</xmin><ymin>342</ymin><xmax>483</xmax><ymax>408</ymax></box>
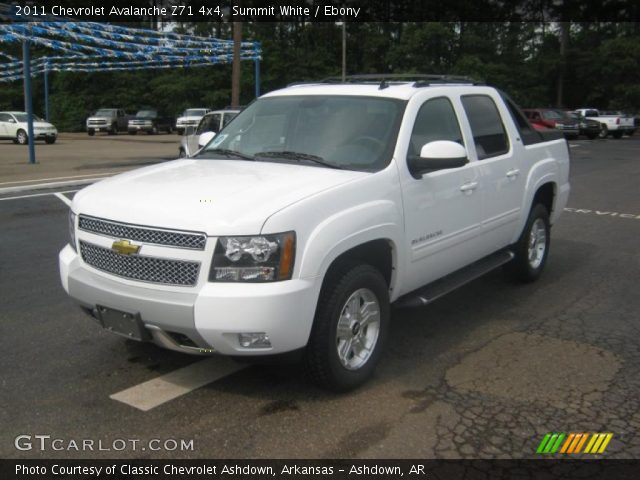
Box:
<box><xmin>80</xmin><ymin>241</ymin><xmax>200</xmax><ymax>286</ymax></box>
<box><xmin>79</xmin><ymin>215</ymin><xmax>206</xmax><ymax>250</ymax></box>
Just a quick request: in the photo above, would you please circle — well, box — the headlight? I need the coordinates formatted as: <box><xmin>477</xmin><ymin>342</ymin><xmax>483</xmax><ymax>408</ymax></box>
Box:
<box><xmin>209</xmin><ymin>232</ymin><xmax>295</xmax><ymax>282</ymax></box>
<box><xmin>68</xmin><ymin>210</ymin><xmax>77</xmax><ymax>252</ymax></box>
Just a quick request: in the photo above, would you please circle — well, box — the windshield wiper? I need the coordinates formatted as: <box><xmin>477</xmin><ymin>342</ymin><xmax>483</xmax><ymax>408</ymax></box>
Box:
<box><xmin>254</xmin><ymin>151</ymin><xmax>344</xmax><ymax>170</ymax></box>
<box><xmin>200</xmin><ymin>148</ymin><xmax>254</xmax><ymax>161</ymax></box>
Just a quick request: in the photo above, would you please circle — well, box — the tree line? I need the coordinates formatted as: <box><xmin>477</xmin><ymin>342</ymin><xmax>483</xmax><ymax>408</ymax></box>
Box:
<box><xmin>0</xmin><ymin>22</ymin><xmax>638</xmax><ymax>131</ymax></box>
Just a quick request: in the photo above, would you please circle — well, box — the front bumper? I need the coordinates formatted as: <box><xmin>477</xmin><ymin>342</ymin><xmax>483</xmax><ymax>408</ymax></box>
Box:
<box><xmin>59</xmin><ymin>245</ymin><xmax>320</xmax><ymax>356</ymax></box>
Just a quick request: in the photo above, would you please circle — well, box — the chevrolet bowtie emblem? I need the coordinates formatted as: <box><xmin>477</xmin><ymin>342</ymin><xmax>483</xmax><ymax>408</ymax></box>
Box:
<box><xmin>111</xmin><ymin>239</ymin><xmax>141</xmax><ymax>256</ymax></box>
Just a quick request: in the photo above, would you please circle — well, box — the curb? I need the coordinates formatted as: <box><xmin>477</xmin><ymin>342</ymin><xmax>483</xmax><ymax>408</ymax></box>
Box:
<box><xmin>0</xmin><ymin>176</ymin><xmax>109</xmax><ymax>195</ymax></box>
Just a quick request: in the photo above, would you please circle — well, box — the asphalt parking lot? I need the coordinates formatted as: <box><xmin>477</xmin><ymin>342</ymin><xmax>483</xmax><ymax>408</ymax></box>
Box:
<box><xmin>1</xmin><ymin>135</ymin><xmax>639</xmax><ymax>459</ymax></box>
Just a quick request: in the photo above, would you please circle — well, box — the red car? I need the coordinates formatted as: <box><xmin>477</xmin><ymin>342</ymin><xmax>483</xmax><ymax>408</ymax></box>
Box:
<box><xmin>522</xmin><ymin>108</ymin><xmax>579</xmax><ymax>139</ymax></box>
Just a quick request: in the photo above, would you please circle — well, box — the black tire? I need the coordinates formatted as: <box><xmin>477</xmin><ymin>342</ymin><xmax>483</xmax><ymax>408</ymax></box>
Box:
<box><xmin>87</xmin><ymin>129</ymin><xmax>95</xmax><ymax>136</ymax></box>
<box><xmin>599</xmin><ymin>124</ymin><xmax>608</xmax><ymax>138</ymax></box>
<box><xmin>305</xmin><ymin>263</ymin><xmax>390</xmax><ymax>392</ymax></box>
<box><xmin>178</xmin><ymin>148</ymin><xmax>186</xmax><ymax>158</ymax></box>
<box><xmin>612</xmin><ymin>131</ymin><xmax>623</xmax><ymax>139</ymax></box>
<box><xmin>176</xmin><ymin>128</ymin><xmax>184</xmax><ymax>136</ymax></box>
<box><xmin>16</xmin><ymin>129</ymin><xmax>27</xmax><ymax>145</ymax></box>
<box><xmin>504</xmin><ymin>204</ymin><xmax>551</xmax><ymax>283</ymax></box>
<box><xmin>45</xmin><ymin>137</ymin><xmax>56</xmax><ymax>144</ymax></box>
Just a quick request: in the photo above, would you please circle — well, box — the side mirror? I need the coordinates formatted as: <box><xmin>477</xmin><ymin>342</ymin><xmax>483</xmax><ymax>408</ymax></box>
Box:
<box><xmin>198</xmin><ymin>131</ymin><xmax>216</xmax><ymax>148</ymax></box>
<box><xmin>8</xmin><ymin>118</ymin><xmax>16</xmax><ymax>123</ymax></box>
<box><xmin>408</xmin><ymin>141</ymin><xmax>468</xmax><ymax>178</ymax></box>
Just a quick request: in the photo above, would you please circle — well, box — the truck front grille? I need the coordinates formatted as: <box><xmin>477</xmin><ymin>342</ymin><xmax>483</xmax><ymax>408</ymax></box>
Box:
<box><xmin>78</xmin><ymin>215</ymin><xmax>206</xmax><ymax>250</ymax></box>
<box><xmin>80</xmin><ymin>241</ymin><xmax>200</xmax><ymax>286</ymax></box>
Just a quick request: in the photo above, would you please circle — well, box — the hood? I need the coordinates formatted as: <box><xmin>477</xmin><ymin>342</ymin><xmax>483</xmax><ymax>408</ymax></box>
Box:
<box><xmin>73</xmin><ymin>159</ymin><xmax>366</xmax><ymax>235</ymax></box>
<box><xmin>177</xmin><ymin>116</ymin><xmax>202</xmax><ymax>121</ymax></box>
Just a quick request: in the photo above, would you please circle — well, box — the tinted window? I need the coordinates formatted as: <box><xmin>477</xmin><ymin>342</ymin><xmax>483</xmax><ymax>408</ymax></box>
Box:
<box><xmin>222</xmin><ymin>112</ymin><xmax>237</xmax><ymax>127</ymax></box>
<box><xmin>409</xmin><ymin>97</ymin><xmax>463</xmax><ymax>157</ymax></box>
<box><xmin>502</xmin><ymin>98</ymin><xmax>543</xmax><ymax>146</ymax></box>
<box><xmin>461</xmin><ymin>95</ymin><xmax>509</xmax><ymax>159</ymax></box>
<box><xmin>0</xmin><ymin>113</ymin><xmax>11</xmax><ymax>122</ymax></box>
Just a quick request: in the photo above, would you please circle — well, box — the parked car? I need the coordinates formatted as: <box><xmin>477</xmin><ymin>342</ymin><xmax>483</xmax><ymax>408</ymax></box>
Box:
<box><xmin>175</xmin><ymin>108</ymin><xmax>210</xmax><ymax>135</ymax></box>
<box><xmin>566</xmin><ymin>112</ymin><xmax>600</xmax><ymax>139</ymax></box>
<box><xmin>574</xmin><ymin>108</ymin><xmax>634</xmax><ymax>139</ymax></box>
<box><xmin>60</xmin><ymin>76</ymin><xmax>570</xmax><ymax>391</ymax></box>
<box><xmin>178</xmin><ymin>108</ymin><xmax>240</xmax><ymax>157</ymax></box>
<box><xmin>86</xmin><ymin>109</ymin><xmax>131</xmax><ymax>136</ymax></box>
<box><xmin>0</xmin><ymin>111</ymin><xmax>57</xmax><ymax>144</ymax></box>
<box><xmin>128</xmin><ymin>109</ymin><xmax>175</xmax><ymax>135</ymax></box>
<box><xmin>522</xmin><ymin>108</ymin><xmax>579</xmax><ymax>139</ymax></box>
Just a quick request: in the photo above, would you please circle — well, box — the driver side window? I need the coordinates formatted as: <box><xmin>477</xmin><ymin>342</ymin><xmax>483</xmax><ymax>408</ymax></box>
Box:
<box><xmin>409</xmin><ymin>97</ymin><xmax>463</xmax><ymax>158</ymax></box>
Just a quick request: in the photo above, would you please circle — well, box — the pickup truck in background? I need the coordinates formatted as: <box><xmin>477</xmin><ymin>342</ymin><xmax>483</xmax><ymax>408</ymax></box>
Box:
<box><xmin>574</xmin><ymin>108</ymin><xmax>635</xmax><ymax>138</ymax></box>
<box><xmin>86</xmin><ymin>109</ymin><xmax>131</xmax><ymax>136</ymax></box>
<box><xmin>128</xmin><ymin>109</ymin><xmax>175</xmax><ymax>135</ymax></box>
<box><xmin>522</xmin><ymin>108</ymin><xmax>579</xmax><ymax>139</ymax></box>
<box><xmin>60</xmin><ymin>75</ymin><xmax>570</xmax><ymax>391</ymax></box>
<box><xmin>175</xmin><ymin>108</ymin><xmax>211</xmax><ymax>135</ymax></box>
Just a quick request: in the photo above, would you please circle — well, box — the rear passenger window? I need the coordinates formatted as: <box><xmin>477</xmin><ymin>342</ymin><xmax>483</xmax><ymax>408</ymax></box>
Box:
<box><xmin>409</xmin><ymin>97</ymin><xmax>463</xmax><ymax>157</ymax></box>
<box><xmin>461</xmin><ymin>95</ymin><xmax>509</xmax><ymax>159</ymax></box>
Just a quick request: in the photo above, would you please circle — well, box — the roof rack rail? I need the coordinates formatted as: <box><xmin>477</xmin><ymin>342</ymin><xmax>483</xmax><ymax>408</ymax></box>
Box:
<box><xmin>290</xmin><ymin>74</ymin><xmax>483</xmax><ymax>90</ymax></box>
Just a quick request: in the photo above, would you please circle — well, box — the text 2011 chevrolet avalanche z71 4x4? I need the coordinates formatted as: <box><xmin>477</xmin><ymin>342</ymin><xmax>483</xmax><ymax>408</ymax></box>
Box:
<box><xmin>60</xmin><ymin>76</ymin><xmax>570</xmax><ymax>391</ymax></box>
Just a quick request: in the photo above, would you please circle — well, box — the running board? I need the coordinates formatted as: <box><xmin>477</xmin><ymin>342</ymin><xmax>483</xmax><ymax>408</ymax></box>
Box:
<box><xmin>394</xmin><ymin>250</ymin><xmax>515</xmax><ymax>308</ymax></box>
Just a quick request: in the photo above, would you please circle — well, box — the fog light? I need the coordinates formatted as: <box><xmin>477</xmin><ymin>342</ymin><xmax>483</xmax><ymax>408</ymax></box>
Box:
<box><xmin>238</xmin><ymin>333</ymin><xmax>271</xmax><ymax>348</ymax></box>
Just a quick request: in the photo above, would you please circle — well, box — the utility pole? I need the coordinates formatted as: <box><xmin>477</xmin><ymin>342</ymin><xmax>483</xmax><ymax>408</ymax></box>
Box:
<box><xmin>231</xmin><ymin>21</ymin><xmax>242</xmax><ymax>108</ymax></box>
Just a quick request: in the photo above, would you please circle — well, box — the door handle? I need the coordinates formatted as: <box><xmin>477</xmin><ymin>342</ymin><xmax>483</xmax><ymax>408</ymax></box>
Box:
<box><xmin>460</xmin><ymin>181</ymin><xmax>478</xmax><ymax>193</ymax></box>
<box><xmin>506</xmin><ymin>169</ymin><xmax>520</xmax><ymax>179</ymax></box>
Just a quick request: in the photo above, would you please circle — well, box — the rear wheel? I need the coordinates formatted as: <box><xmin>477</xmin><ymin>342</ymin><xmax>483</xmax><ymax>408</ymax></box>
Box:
<box><xmin>87</xmin><ymin>129</ymin><xmax>95</xmax><ymax>136</ymax></box>
<box><xmin>504</xmin><ymin>204</ymin><xmax>550</xmax><ymax>283</ymax></box>
<box><xmin>16</xmin><ymin>129</ymin><xmax>27</xmax><ymax>145</ymax></box>
<box><xmin>305</xmin><ymin>264</ymin><xmax>389</xmax><ymax>391</ymax></box>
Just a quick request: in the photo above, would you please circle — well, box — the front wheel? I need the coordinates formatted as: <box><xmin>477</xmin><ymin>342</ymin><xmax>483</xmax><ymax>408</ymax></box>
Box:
<box><xmin>16</xmin><ymin>129</ymin><xmax>28</xmax><ymax>145</ymax></box>
<box><xmin>45</xmin><ymin>137</ymin><xmax>56</xmax><ymax>144</ymax></box>
<box><xmin>504</xmin><ymin>204</ymin><xmax>550</xmax><ymax>283</ymax></box>
<box><xmin>599</xmin><ymin>124</ymin><xmax>608</xmax><ymax>138</ymax></box>
<box><xmin>305</xmin><ymin>264</ymin><xmax>389</xmax><ymax>391</ymax></box>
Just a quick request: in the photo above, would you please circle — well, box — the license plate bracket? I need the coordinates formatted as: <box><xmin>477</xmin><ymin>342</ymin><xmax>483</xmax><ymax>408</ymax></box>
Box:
<box><xmin>96</xmin><ymin>306</ymin><xmax>149</xmax><ymax>341</ymax></box>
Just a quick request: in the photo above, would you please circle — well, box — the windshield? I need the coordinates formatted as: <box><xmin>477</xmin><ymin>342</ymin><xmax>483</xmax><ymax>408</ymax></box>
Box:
<box><xmin>197</xmin><ymin>95</ymin><xmax>405</xmax><ymax>172</ymax></box>
<box><xmin>184</xmin><ymin>109</ymin><xmax>207</xmax><ymax>117</ymax></box>
<box><xmin>13</xmin><ymin>113</ymin><xmax>43</xmax><ymax>122</ymax></box>
<box><xmin>95</xmin><ymin>109</ymin><xmax>116</xmax><ymax>116</ymax></box>
<box><xmin>136</xmin><ymin>110</ymin><xmax>157</xmax><ymax>118</ymax></box>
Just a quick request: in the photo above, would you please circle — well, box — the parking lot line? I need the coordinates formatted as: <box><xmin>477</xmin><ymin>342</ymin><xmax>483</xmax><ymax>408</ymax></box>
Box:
<box><xmin>54</xmin><ymin>192</ymin><xmax>72</xmax><ymax>206</ymax></box>
<box><xmin>0</xmin><ymin>189</ymin><xmax>80</xmax><ymax>202</ymax></box>
<box><xmin>109</xmin><ymin>357</ymin><xmax>246</xmax><ymax>411</ymax></box>
<box><xmin>0</xmin><ymin>172</ymin><xmax>118</xmax><ymax>186</ymax></box>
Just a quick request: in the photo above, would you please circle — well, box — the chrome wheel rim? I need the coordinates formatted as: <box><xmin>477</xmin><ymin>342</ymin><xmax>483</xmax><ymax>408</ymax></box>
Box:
<box><xmin>335</xmin><ymin>288</ymin><xmax>380</xmax><ymax>370</ymax></box>
<box><xmin>528</xmin><ymin>218</ymin><xmax>547</xmax><ymax>269</ymax></box>
<box><xmin>17</xmin><ymin>132</ymin><xmax>26</xmax><ymax>143</ymax></box>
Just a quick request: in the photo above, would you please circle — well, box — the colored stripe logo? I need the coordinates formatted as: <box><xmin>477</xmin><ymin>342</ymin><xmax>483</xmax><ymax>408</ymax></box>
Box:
<box><xmin>536</xmin><ymin>433</ymin><xmax>613</xmax><ymax>454</ymax></box>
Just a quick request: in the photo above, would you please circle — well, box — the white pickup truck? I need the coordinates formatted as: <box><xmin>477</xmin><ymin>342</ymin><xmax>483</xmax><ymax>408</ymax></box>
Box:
<box><xmin>574</xmin><ymin>108</ymin><xmax>635</xmax><ymax>138</ymax></box>
<box><xmin>60</xmin><ymin>76</ymin><xmax>570</xmax><ymax>391</ymax></box>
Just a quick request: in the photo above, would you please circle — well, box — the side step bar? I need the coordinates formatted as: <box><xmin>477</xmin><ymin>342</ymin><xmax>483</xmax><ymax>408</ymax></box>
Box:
<box><xmin>394</xmin><ymin>250</ymin><xmax>515</xmax><ymax>308</ymax></box>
